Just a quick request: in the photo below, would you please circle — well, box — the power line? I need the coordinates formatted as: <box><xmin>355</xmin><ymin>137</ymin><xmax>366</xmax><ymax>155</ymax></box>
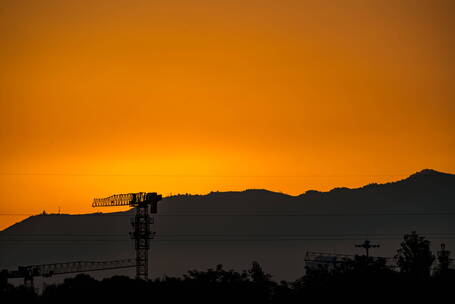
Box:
<box><xmin>154</xmin><ymin>213</ymin><xmax>455</xmax><ymax>217</ymax></box>
<box><xmin>1</xmin><ymin>212</ymin><xmax>455</xmax><ymax>217</ymax></box>
<box><xmin>0</xmin><ymin>173</ymin><xmax>410</xmax><ymax>177</ymax></box>
<box><xmin>1</xmin><ymin>237</ymin><xmax>455</xmax><ymax>242</ymax></box>
<box><xmin>1</xmin><ymin>233</ymin><xmax>455</xmax><ymax>242</ymax></box>
<box><xmin>2</xmin><ymin>233</ymin><xmax>455</xmax><ymax>237</ymax></box>
<box><xmin>0</xmin><ymin>214</ymin><xmax>39</xmax><ymax>216</ymax></box>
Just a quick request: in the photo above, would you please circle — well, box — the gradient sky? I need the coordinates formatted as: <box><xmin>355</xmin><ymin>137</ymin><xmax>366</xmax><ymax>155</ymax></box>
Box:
<box><xmin>0</xmin><ymin>0</ymin><xmax>454</xmax><ymax>229</ymax></box>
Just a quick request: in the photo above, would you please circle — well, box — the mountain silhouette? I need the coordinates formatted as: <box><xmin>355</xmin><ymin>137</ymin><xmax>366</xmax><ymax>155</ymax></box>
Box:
<box><xmin>1</xmin><ymin>169</ymin><xmax>454</xmax><ymax>280</ymax></box>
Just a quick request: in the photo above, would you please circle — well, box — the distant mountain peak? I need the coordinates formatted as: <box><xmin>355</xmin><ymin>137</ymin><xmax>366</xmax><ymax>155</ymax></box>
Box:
<box><xmin>413</xmin><ymin>168</ymin><xmax>441</xmax><ymax>175</ymax></box>
<box><xmin>408</xmin><ymin>169</ymin><xmax>446</xmax><ymax>178</ymax></box>
<box><xmin>403</xmin><ymin>169</ymin><xmax>454</xmax><ymax>183</ymax></box>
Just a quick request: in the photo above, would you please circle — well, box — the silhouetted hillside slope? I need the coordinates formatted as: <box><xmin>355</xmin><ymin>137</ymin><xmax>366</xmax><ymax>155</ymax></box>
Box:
<box><xmin>1</xmin><ymin>169</ymin><xmax>454</xmax><ymax>280</ymax></box>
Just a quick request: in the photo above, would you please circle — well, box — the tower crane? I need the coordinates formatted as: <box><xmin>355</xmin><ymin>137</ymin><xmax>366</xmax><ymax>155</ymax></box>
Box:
<box><xmin>92</xmin><ymin>192</ymin><xmax>162</xmax><ymax>280</ymax></box>
<box><xmin>1</xmin><ymin>258</ymin><xmax>136</xmax><ymax>289</ymax></box>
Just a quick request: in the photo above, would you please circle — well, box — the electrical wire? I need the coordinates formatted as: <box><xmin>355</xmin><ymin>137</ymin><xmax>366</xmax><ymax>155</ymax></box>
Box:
<box><xmin>1</xmin><ymin>212</ymin><xmax>455</xmax><ymax>217</ymax></box>
<box><xmin>1</xmin><ymin>233</ymin><xmax>455</xmax><ymax>237</ymax></box>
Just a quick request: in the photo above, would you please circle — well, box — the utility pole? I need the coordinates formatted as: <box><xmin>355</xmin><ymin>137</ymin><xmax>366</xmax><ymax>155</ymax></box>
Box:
<box><xmin>437</xmin><ymin>243</ymin><xmax>452</xmax><ymax>273</ymax></box>
<box><xmin>355</xmin><ymin>239</ymin><xmax>380</xmax><ymax>258</ymax></box>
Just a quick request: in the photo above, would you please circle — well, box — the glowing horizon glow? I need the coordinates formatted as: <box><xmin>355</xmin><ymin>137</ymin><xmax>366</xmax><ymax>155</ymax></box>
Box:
<box><xmin>0</xmin><ymin>0</ymin><xmax>454</xmax><ymax>229</ymax></box>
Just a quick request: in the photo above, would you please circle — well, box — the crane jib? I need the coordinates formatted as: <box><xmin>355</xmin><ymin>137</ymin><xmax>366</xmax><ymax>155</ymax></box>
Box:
<box><xmin>92</xmin><ymin>192</ymin><xmax>162</xmax><ymax>208</ymax></box>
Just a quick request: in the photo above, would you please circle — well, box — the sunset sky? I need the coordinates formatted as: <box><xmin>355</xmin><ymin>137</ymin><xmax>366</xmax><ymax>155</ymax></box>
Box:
<box><xmin>0</xmin><ymin>0</ymin><xmax>454</xmax><ymax>229</ymax></box>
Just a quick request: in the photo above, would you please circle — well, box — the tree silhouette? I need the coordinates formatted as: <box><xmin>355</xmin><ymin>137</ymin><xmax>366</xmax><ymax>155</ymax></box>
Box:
<box><xmin>395</xmin><ymin>231</ymin><xmax>435</xmax><ymax>279</ymax></box>
<box><xmin>248</xmin><ymin>261</ymin><xmax>272</xmax><ymax>283</ymax></box>
<box><xmin>248</xmin><ymin>261</ymin><xmax>274</xmax><ymax>303</ymax></box>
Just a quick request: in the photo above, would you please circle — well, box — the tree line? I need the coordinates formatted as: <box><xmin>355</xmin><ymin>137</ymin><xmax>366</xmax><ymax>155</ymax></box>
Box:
<box><xmin>1</xmin><ymin>231</ymin><xmax>453</xmax><ymax>303</ymax></box>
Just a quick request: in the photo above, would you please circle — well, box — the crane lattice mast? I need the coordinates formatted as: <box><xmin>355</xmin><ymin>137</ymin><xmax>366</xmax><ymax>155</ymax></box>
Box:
<box><xmin>92</xmin><ymin>192</ymin><xmax>162</xmax><ymax>280</ymax></box>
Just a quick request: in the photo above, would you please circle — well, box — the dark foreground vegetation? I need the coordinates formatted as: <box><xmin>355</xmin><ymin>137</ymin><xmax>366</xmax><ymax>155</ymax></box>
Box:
<box><xmin>1</xmin><ymin>232</ymin><xmax>454</xmax><ymax>303</ymax></box>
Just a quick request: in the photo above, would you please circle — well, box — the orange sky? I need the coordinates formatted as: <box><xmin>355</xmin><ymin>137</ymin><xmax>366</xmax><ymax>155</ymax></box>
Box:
<box><xmin>0</xmin><ymin>0</ymin><xmax>454</xmax><ymax>229</ymax></box>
